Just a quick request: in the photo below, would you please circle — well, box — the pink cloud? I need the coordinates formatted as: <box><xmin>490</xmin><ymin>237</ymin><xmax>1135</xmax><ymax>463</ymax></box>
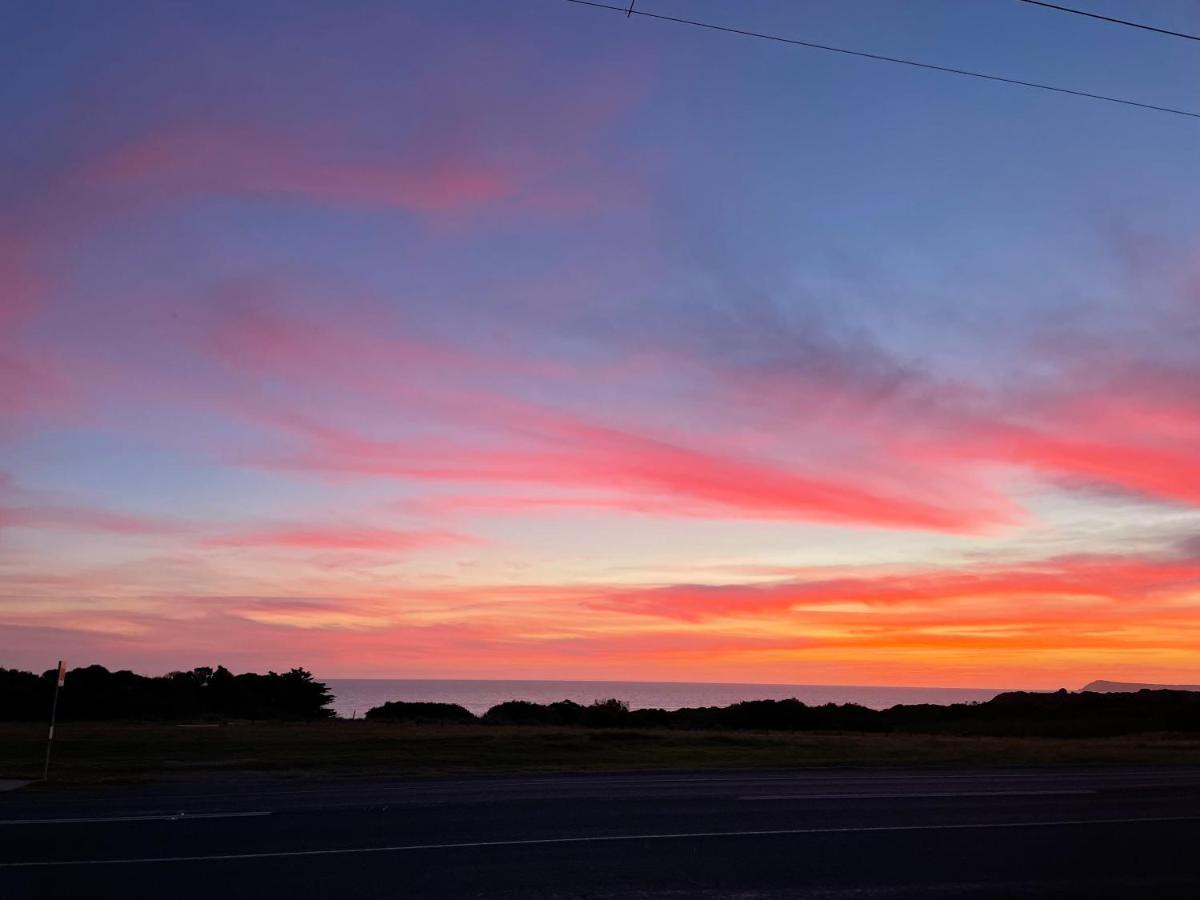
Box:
<box><xmin>5</xmin><ymin>553</ymin><xmax>1199</xmax><ymax>686</ymax></box>
<box><xmin>0</xmin><ymin>473</ymin><xmax>189</xmax><ymax>540</ymax></box>
<box><xmin>916</xmin><ymin>361</ymin><xmax>1200</xmax><ymax>507</ymax></box>
<box><xmin>90</xmin><ymin>124</ymin><xmax>519</xmax><ymax>213</ymax></box>
<box><xmin>204</xmin><ymin>525</ymin><xmax>472</xmax><ymax>553</ymax></box>
<box><xmin>0</xmin><ymin>239</ymin><xmax>45</xmax><ymax>326</ymax></box>
<box><xmin>186</xmin><ymin>303</ymin><xmax>1015</xmax><ymax>533</ymax></box>
<box><xmin>68</xmin><ymin>27</ymin><xmax>647</xmax><ymax>228</ymax></box>
<box><xmin>0</xmin><ymin>240</ymin><xmax>78</xmax><ymax>427</ymax></box>
<box><xmin>0</xmin><ymin>504</ymin><xmax>188</xmax><ymax>537</ymax></box>
<box><xmin>592</xmin><ymin>548</ymin><xmax>1200</xmax><ymax>623</ymax></box>
<box><xmin>275</xmin><ymin>418</ymin><xmax>1014</xmax><ymax>533</ymax></box>
<box><xmin>118</xmin><ymin>281</ymin><xmax>1200</xmax><ymax>537</ymax></box>
<box><xmin>406</xmin><ymin>493</ymin><xmax>701</xmax><ymax>517</ymax></box>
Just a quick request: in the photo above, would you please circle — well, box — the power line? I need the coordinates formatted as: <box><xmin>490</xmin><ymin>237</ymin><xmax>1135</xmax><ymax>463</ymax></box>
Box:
<box><xmin>1018</xmin><ymin>1</ymin><xmax>1200</xmax><ymax>43</ymax></box>
<box><xmin>565</xmin><ymin>0</ymin><xmax>1200</xmax><ymax>121</ymax></box>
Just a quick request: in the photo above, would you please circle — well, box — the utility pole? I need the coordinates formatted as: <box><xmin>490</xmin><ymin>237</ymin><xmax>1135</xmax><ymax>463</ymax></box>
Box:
<box><xmin>43</xmin><ymin>660</ymin><xmax>66</xmax><ymax>781</ymax></box>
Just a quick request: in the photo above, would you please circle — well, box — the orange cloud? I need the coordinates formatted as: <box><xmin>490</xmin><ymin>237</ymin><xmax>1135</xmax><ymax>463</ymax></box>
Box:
<box><xmin>593</xmin><ymin>549</ymin><xmax>1200</xmax><ymax>622</ymax></box>
<box><xmin>5</xmin><ymin>538</ymin><xmax>1198</xmax><ymax>688</ymax></box>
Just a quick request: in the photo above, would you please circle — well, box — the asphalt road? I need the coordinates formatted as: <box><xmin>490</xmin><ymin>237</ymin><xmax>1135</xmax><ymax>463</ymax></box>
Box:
<box><xmin>3</xmin><ymin>767</ymin><xmax>1200</xmax><ymax>898</ymax></box>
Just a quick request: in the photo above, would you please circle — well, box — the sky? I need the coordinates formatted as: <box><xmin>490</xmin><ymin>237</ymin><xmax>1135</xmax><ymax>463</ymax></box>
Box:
<box><xmin>2</xmin><ymin>0</ymin><xmax>1200</xmax><ymax>687</ymax></box>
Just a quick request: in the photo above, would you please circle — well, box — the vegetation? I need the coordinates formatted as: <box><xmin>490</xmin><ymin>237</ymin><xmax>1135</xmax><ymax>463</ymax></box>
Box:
<box><xmin>482</xmin><ymin>698</ymin><xmax>633</xmax><ymax>727</ymax></box>
<box><xmin>5</xmin><ymin>661</ymin><xmax>1198</xmax><ymax>740</ymax></box>
<box><xmin>2</xmin><ymin>669</ymin><xmax>1197</xmax><ymax>786</ymax></box>
<box><xmin>364</xmin><ymin>701</ymin><xmax>475</xmax><ymax>724</ymax></box>
<box><xmin>0</xmin><ymin>665</ymin><xmax>334</xmax><ymax>721</ymax></box>
<box><xmin>415</xmin><ymin>690</ymin><xmax>1200</xmax><ymax>738</ymax></box>
<box><xmin>4</xmin><ymin>721</ymin><xmax>1200</xmax><ymax>787</ymax></box>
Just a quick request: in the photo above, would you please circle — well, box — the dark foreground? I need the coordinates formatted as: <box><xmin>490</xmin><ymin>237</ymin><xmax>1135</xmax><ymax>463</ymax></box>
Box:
<box><xmin>6</xmin><ymin>722</ymin><xmax>1200</xmax><ymax>785</ymax></box>
<box><xmin>3</xmin><ymin>767</ymin><xmax>1200</xmax><ymax>898</ymax></box>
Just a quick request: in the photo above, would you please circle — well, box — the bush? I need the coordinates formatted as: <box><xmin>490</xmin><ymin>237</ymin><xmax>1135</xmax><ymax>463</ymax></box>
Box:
<box><xmin>473</xmin><ymin>690</ymin><xmax>1200</xmax><ymax>736</ymax></box>
<box><xmin>581</xmin><ymin>698</ymin><xmax>632</xmax><ymax>727</ymax></box>
<box><xmin>364</xmin><ymin>701</ymin><xmax>477</xmax><ymax>724</ymax></box>
<box><xmin>483</xmin><ymin>700</ymin><xmax>587</xmax><ymax>726</ymax></box>
<box><xmin>482</xmin><ymin>698</ymin><xmax>637</xmax><ymax>727</ymax></box>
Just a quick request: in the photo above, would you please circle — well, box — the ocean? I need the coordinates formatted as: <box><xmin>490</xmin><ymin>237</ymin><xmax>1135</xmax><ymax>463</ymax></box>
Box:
<box><xmin>323</xmin><ymin>679</ymin><xmax>1009</xmax><ymax>719</ymax></box>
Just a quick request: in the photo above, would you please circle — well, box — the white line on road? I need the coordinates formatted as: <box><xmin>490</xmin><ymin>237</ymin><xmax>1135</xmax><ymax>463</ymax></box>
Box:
<box><xmin>2</xmin><ymin>814</ymin><xmax>1198</xmax><ymax>867</ymax></box>
<box><xmin>0</xmin><ymin>811</ymin><xmax>271</xmax><ymax>826</ymax></box>
<box><xmin>742</xmin><ymin>789</ymin><xmax>1096</xmax><ymax>800</ymax></box>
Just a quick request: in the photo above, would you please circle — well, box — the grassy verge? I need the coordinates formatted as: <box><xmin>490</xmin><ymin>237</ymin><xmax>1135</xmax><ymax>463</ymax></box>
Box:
<box><xmin>4</xmin><ymin>721</ymin><xmax>1200</xmax><ymax>787</ymax></box>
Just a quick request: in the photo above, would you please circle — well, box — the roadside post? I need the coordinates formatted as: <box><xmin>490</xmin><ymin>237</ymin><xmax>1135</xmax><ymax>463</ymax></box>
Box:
<box><xmin>43</xmin><ymin>660</ymin><xmax>66</xmax><ymax>781</ymax></box>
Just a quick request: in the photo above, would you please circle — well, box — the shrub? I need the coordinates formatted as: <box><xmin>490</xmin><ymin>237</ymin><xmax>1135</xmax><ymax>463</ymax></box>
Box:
<box><xmin>364</xmin><ymin>701</ymin><xmax>477</xmax><ymax>724</ymax></box>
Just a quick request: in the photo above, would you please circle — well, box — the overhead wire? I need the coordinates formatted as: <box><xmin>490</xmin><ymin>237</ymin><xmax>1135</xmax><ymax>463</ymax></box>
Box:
<box><xmin>1018</xmin><ymin>1</ymin><xmax>1200</xmax><ymax>43</ymax></box>
<box><xmin>564</xmin><ymin>0</ymin><xmax>1200</xmax><ymax>121</ymax></box>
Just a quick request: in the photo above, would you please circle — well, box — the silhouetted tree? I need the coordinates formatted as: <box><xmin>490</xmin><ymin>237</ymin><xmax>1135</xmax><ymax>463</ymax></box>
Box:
<box><xmin>5</xmin><ymin>667</ymin><xmax>1199</xmax><ymax>735</ymax></box>
<box><xmin>0</xmin><ymin>665</ymin><xmax>334</xmax><ymax>721</ymax></box>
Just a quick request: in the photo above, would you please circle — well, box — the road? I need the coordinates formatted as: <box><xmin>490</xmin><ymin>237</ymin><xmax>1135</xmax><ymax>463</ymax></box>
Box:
<box><xmin>3</xmin><ymin>767</ymin><xmax>1200</xmax><ymax>897</ymax></box>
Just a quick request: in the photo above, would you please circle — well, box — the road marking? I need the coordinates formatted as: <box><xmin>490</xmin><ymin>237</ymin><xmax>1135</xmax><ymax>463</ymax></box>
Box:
<box><xmin>742</xmin><ymin>789</ymin><xmax>1096</xmax><ymax>800</ymax></box>
<box><xmin>2</xmin><ymin>814</ymin><xmax>1198</xmax><ymax>867</ymax></box>
<box><xmin>0</xmin><ymin>811</ymin><xmax>271</xmax><ymax>826</ymax></box>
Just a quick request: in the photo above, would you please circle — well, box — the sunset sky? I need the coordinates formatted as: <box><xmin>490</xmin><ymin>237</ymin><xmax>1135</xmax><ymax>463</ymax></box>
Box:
<box><xmin>3</xmin><ymin>0</ymin><xmax>1200</xmax><ymax>687</ymax></box>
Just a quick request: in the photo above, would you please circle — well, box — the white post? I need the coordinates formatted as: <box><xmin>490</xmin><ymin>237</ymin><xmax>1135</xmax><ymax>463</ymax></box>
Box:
<box><xmin>43</xmin><ymin>660</ymin><xmax>65</xmax><ymax>781</ymax></box>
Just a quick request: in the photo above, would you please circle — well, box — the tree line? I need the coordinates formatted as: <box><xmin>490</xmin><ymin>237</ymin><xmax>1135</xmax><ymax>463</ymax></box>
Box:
<box><xmin>366</xmin><ymin>689</ymin><xmax>1200</xmax><ymax>737</ymax></box>
<box><xmin>0</xmin><ymin>665</ymin><xmax>334</xmax><ymax>721</ymax></box>
<box><xmin>5</xmin><ymin>664</ymin><xmax>1199</xmax><ymax>736</ymax></box>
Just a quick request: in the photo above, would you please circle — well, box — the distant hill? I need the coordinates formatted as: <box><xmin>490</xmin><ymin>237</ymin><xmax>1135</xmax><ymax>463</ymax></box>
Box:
<box><xmin>1082</xmin><ymin>680</ymin><xmax>1200</xmax><ymax>693</ymax></box>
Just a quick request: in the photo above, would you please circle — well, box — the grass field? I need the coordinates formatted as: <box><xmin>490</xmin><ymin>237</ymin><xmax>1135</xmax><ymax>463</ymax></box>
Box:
<box><xmin>5</xmin><ymin>721</ymin><xmax>1200</xmax><ymax>787</ymax></box>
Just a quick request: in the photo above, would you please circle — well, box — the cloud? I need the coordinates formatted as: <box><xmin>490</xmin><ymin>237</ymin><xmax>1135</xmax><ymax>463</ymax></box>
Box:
<box><xmin>0</xmin><ymin>239</ymin><xmax>45</xmax><ymax>325</ymax></box>
<box><xmin>3</xmin><ymin>531</ymin><xmax>1200</xmax><ymax>687</ymax></box>
<box><xmin>91</xmin><ymin>124</ymin><xmax>520</xmax><ymax>214</ymax></box>
<box><xmin>203</xmin><ymin>525</ymin><xmax>472</xmax><ymax>553</ymax></box>
<box><xmin>405</xmin><ymin>492</ymin><xmax>701</xmax><ymax>517</ymax></box>
<box><xmin>76</xmin><ymin>34</ymin><xmax>646</xmax><ymax>224</ymax></box>
<box><xmin>183</xmin><ymin>271</ymin><xmax>1200</xmax><ymax>535</ymax></box>
<box><xmin>138</xmin><ymin>291</ymin><xmax>1008</xmax><ymax>534</ymax></box>
<box><xmin>191</xmin><ymin>303</ymin><xmax>1015</xmax><ymax>532</ymax></box>
<box><xmin>269</xmin><ymin>414</ymin><xmax>1013</xmax><ymax>533</ymax></box>
<box><xmin>0</xmin><ymin>473</ymin><xmax>471</xmax><ymax>557</ymax></box>
<box><xmin>591</xmin><ymin>545</ymin><xmax>1200</xmax><ymax>623</ymax></box>
<box><xmin>0</xmin><ymin>240</ymin><xmax>78</xmax><ymax>428</ymax></box>
<box><xmin>922</xmin><ymin>359</ymin><xmax>1200</xmax><ymax>508</ymax></box>
<box><xmin>18</xmin><ymin>256</ymin><xmax>1200</xmax><ymax>543</ymax></box>
<box><xmin>0</xmin><ymin>504</ymin><xmax>188</xmax><ymax>537</ymax></box>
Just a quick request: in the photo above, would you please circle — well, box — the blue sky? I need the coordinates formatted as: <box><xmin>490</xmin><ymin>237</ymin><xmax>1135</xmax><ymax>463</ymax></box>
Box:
<box><xmin>2</xmin><ymin>1</ymin><xmax>1200</xmax><ymax>685</ymax></box>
